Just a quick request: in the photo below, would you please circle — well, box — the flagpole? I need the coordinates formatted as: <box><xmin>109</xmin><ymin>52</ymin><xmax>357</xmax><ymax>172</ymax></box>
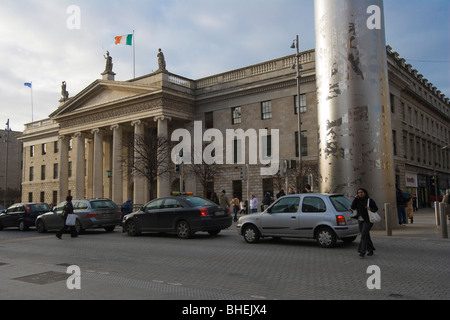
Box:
<box><xmin>30</xmin><ymin>81</ymin><xmax>34</xmax><ymax>122</ymax></box>
<box><xmin>133</xmin><ymin>30</ymin><xmax>136</xmax><ymax>79</ymax></box>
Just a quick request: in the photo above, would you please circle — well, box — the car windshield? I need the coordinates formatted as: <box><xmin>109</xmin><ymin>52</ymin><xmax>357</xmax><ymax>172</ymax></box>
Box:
<box><xmin>91</xmin><ymin>200</ymin><xmax>117</xmax><ymax>209</ymax></box>
<box><xmin>183</xmin><ymin>197</ymin><xmax>217</xmax><ymax>207</ymax></box>
<box><xmin>329</xmin><ymin>195</ymin><xmax>352</xmax><ymax>212</ymax></box>
<box><xmin>29</xmin><ymin>203</ymin><xmax>51</xmax><ymax>213</ymax></box>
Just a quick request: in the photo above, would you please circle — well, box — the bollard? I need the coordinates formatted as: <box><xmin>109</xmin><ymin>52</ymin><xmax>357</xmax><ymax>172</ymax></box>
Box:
<box><xmin>439</xmin><ymin>203</ymin><xmax>448</xmax><ymax>239</ymax></box>
<box><xmin>435</xmin><ymin>201</ymin><xmax>441</xmax><ymax>226</ymax></box>
<box><xmin>384</xmin><ymin>203</ymin><xmax>392</xmax><ymax>236</ymax></box>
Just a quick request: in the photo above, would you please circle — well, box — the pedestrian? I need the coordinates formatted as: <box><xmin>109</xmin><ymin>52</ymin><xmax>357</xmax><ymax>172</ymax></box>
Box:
<box><xmin>350</xmin><ymin>188</ymin><xmax>378</xmax><ymax>259</ymax></box>
<box><xmin>250</xmin><ymin>194</ymin><xmax>258</xmax><ymax>213</ymax></box>
<box><xmin>443</xmin><ymin>189</ymin><xmax>450</xmax><ymax>221</ymax></box>
<box><xmin>302</xmin><ymin>184</ymin><xmax>312</xmax><ymax>193</ymax></box>
<box><xmin>276</xmin><ymin>189</ymin><xmax>285</xmax><ymax>199</ymax></box>
<box><xmin>210</xmin><ymin>192</ymin><xmax>219</xmax><ymax>205</ymax></box>
<box><xmin>262</xmin><ymin>192</ymin><xmax>273</xmax><ymax>211</ymax></box>
<box><xmin>396</xmin><ymin>185</ymin><xmax>409</xmax><ymax>226</ymax></box>
<box><xmin>288</xmin><ymin>187</ymin><xmax>295</xmax><ymax>194</ymax></box>
<box><xmin>121</xmin><ymin>198</ymin><xmax>133</xmax><ymax>226</ymax></box>
<box><xmin>231</xmin><ymin>194</ymin><xmax>240</xmax><ymax>222</ymax></box>
<box><xmin>406</xmin><ymin>195</ymin><xmax>414</xmax><ymax>224</ymax></box>
<box><xmin>56</xmin><ymin>195</ymin><xmax>77</xmax><ymax>239</ymax></box>
<box><xmin>218</xmin><ymin>190</ymin><xmax>230</xmax><ymax>208</ymax></box>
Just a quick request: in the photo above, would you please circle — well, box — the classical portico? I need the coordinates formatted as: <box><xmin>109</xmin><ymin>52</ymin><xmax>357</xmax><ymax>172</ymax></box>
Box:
<box><xmin>50</xmin><ymin>70</ymin><xmax>195</xmax><ymax>205</ymax></box>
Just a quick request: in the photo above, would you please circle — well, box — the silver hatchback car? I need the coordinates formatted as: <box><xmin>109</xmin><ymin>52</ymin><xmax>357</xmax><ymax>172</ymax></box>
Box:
<box><xmin>36</xmin><ymin>199</ymin><xmax>121</xmax><ymax>234</ymax></box>
<box><xmin>237</xmin><ymin>194</ymin><xmax>359</xmax><ymax>248</ymax></box>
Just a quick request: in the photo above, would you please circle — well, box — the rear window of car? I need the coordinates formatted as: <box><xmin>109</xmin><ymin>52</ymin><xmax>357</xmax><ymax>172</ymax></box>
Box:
<box><xmin>183</xmin><ymin>197</ymin><xmax>217</xmax><ymax>207</ymax></box>
<box><xmin>329</xmin><ymin>195</ymin><xmax>352</xmax><ymax>212</ymax></box>
<box><xmin>29</xmin><ymin>203</ymin><xmax>51</xmax><ymax>213</ymax></box>
<box><xmin>90</xmin><ymin>200</ymin><xmax>117</xmax><ymax>209</ymax></box>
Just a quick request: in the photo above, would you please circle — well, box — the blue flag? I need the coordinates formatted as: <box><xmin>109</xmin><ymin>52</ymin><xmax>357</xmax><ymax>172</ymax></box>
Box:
<box><xmin>24</xmin><ymin>82</ymin><xmax>32</xmax><ymax>88</ymax></box>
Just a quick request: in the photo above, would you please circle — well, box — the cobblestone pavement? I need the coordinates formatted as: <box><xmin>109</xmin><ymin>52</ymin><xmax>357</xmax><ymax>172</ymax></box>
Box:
<box><xmin>0</xmin><ymin>209</ymin><xmax>448</xmax><ymax>301</ymax></box>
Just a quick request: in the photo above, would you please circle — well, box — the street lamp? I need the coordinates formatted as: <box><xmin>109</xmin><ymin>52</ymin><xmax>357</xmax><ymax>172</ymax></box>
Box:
<box><xmin>291</xmin><ymin>35</ymin><xmax>302</xmax><ymax>186</ymax></box>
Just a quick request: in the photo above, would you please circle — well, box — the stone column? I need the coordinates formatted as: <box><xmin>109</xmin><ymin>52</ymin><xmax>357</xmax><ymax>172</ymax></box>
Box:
<box><xmin>58</xmin><ymin>135</ymin><xmax>69</xmax><ymax>203</ymax></box>
<box><xmin>154</xmin><ymin>115</ymin><xmax>171</xmax><ymax>198</ymax></box>
<box><xmin>315</xmin><ymin>0</ymin><xmax>396</xmax><ymax>225</ymax></box>
<box><xmin>131</xmin><ymin>120</ymin><xmax>146</xmax><ymax>205</ymax></box>
<box><xmin>111</xmin><ymin>124</ymin><xmax>123</xmax><ymax>205</ymax></box>
<box><xmin>74</xmin><ymin>132</ymin><xmax>86</xmax><ymax>199</ymax></box>
<box><xmin>92</xmin><ymin>128</ymin><xmax>104</xmax><ymax>198</ymax></box>
<box><xmin>86</xmin><ymin>139</ymin><xmax>94</xmax><ymax>199</ymax></box>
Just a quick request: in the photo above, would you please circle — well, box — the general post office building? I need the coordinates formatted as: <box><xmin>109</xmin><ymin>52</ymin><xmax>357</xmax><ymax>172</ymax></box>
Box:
<box><xmin>18</xmin><ymin>47</ymin><xmax>450</xmax><ymax>208</ymax></box>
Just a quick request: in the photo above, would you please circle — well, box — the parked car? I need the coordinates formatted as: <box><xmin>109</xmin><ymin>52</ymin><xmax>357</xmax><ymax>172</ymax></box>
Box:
<box><xmin>123</xmin><ymin>194</ymin><xmax>232</xmax><ymax>238</ymax></box>
<box><xmin>36</xmin><ymin>199</ymin><xmax>121</xmax><ymax>234</ymax></box>
<box><xmin>0</xmin><ymin>203</ymin><xmax>52</xmax><ymax>231</ymax></box>
<box><xmin>236</xmin><ymin>194</ymin><xmax>359</xmax><ymax>248</ymax></box>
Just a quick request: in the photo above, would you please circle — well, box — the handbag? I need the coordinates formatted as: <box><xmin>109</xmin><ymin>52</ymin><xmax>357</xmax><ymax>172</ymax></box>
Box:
<box><xmin>65</xmin><ymin>214</ymin><xmax>77</xmax><ymax>226</ymax></box>
<box><xmin>367</xmin><ymin>199</ymin><xmax>381</xmax><ymax>223</ymax></box>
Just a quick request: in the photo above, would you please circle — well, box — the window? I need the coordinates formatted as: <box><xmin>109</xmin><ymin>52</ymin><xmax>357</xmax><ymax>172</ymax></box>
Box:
<box><xmin>54</xmin><ymin>141</ymin><xmax>59</xmax><ymax>153</ymax></box>
<box><xmin>163</xmin><ymin>199</ymin><xmax>182</xmax><ymax>209</ymax></box>
<box><xmin>53</xmin><ymin>164</ymin><xmax>58</xmax><ymax>179</ymax></box>
<box><xmin>269</xmin><ymin>197</ymin><xmax>300</xmax><ymax>214</ymax></box>
<box><xmin>29</xmin><ymin>167</ymin><xmax>34</xmax><ymax>181</ymax></box>
<box><xmin>294</xmin><ymin>94</ymin><xmax>306</xmax><ymax>114</ymax></box>
<box><xmin>392</xmin><ymin>130</ymin><xmax>397</xmax><ymax>156</ymax></box>
<box><xmin>41</xmin><ymin>165</ymin><xmax>46</xmax><ymax>180</ymax></box>
<box><xmin>261</xmin><ymin>134</ymin><xmax>272</xmax><ymax>159</ymax></box>
<box><xmin>40</xmin><ymin>192</ymin><xmax>45</xmax><ymax>203</ymax></box>
<box><xmin>302</xmin><ymin>197</ymin><xmax>326</xmax><ymax>213</ymax></box>
<box><xmin>42</xmin><ymin>143</ymin><xmax>47</xmax><ymax>155</ymax></box>
<box><xmin>232</xmin><ymin>107</ymin><xmax>241</xmax><ymax>125</ymax></box>
<box><xmin>68</xmin><ymin>162</ymin><xmax>72</xmax><ymax>178</ymax></box>
<box><xmin>261</xmin><ymin>101</ymin><xmax>272</xmax><ymax>120</ymax></box>
<box><xmin>295</xmin><ymin>131</ymin><xmax>308</xmax><ymax>157</ymax></box>
<box><xmin>30</xmin><ymin>146</ymin><xmax>34</xmax><ymax>157</ymax></box>
<box><xmin>145</xmin><ymin>199</ymin><xmax>164</xmax><ymax>211</ymax></box>
<box><xmin>205</xmin><ymin>111</ymin><xmax>213</xmax><ymax>129</ymax></box>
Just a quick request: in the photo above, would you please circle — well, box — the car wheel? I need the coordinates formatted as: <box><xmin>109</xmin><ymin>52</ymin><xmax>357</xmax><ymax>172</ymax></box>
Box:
<box><xmin>75</xmin><ymin>220</ymin><xmax>83</xmax><ymax>234</ymax></box>
<box><xmin>125</xmin><ymin>220</ymin><xmax>139</xmax><ymax>236</ymax></box>
<box><xmin>243</xmin><ymin>224</ymin><xmax>260</xmax><ymax>243</ymax></box>
<box><xmin>176</xmin><ymin>220</ymin><xmax>192</xmax><ymax>239</ymax></box>
<box><xmin>316</xmin><ymin>227</ymin><xmax>337</xmax><ymax>248</ymax></box>
<box><xmin>36</xmin><ymin>220</ymin><xmax>46</xmax><ymax>233</ymax></box>
<box><xmin>19</xmin><ymin>220</ymin><xmax>28</xmax><ymax>231</ymax></box>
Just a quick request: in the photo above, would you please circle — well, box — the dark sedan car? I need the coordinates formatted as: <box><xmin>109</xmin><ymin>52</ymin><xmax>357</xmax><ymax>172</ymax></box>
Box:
<box><xmin>123</xmin><ymin>195</ymin><xmax>232</xmax><ymax>238</ymax></box>
<box><xmin>0</xmin><ymin>203</ymin><xmax>52</xmax><ymax>231</ymax></box>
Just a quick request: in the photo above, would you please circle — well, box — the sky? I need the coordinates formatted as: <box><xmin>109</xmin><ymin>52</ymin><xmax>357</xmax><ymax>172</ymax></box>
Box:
<box><xmin>0</xmin><ymin>0</ymin><xmax>449</xmax><ymax>131</ymax></box>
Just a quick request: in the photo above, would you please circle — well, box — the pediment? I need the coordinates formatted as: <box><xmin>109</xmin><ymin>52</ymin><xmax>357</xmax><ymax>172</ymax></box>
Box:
<box><xmin>50</xmin><ymin>80</ymin><xmax>160</xmax><ymax>118</ymax></box>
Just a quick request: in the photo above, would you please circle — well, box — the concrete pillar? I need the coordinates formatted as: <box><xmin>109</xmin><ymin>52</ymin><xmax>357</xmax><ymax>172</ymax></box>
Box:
<box><xmin>111</xmin><ymin>124</ymin><xmax>123</xmax><ymax>205</ymax></box>
<box><xmin>58</xmin><ymin>135</ymin><xmax>69</xmax><ymax>203</ymax></box>
<box><xmin>131</xmin><ymin>120</ymin><xmax>146</xmax><ymax>205</ymax></box>
<box><xmin>155</xmin><ymin>115</ymin><xmax>171</xmax><ymax>198</ymax></box>
<box><xmin>92</xmin><ymin>128</ymin><xmax>104</xmax><ymax>198</ymax></box>
<box><xmin>315</xmin><ymin>0</ymin><xmax>396</xmax><ymax>226</ymax></box>
<box><xmin>74</xmin><ymin>132</ymin><xmax>86</xmax><ymax>199</ymax></box>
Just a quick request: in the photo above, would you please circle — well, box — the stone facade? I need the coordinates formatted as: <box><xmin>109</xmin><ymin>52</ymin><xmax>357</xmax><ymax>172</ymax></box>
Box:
<box><xmin>18</xmin><ymin>47</ymin><xmax>450</xmax><ymax>208</ymax></box>
<box><xmin>0</xmin><ymin>128</ymin><xmax>22</xmax><ymax>207</ymax></box>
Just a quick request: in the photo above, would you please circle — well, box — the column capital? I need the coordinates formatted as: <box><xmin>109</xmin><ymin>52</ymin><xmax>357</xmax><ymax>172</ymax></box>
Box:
<box><xmin>154</xmin><ymin>115</ymin><xmax>172</xmax><ymax>122</ymax></box>
<box><xmin>110</xmin><ymin>124</ymin><xmax>121</xmax><ymax>131</ymax></box>
<box><xmin>91</xmin><ymin>128</ymin><xmax>105</xmax><ymax>135</ymax></box>
<box><xmin>73</xmin><ymin>131</ymin><xmax>86</xmax><ymax>138</ymax></box>
<box><xmin>131</xmin><ymin>120</ymin><xmax>142</xmax><ymax>127</ymax></box>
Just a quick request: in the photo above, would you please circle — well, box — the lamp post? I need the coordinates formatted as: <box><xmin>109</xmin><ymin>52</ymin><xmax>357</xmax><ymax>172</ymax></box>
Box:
<box><xmin>291</xmin><ymin>35</ymin><xmax>302</xmax><ymax>184</ymax></box>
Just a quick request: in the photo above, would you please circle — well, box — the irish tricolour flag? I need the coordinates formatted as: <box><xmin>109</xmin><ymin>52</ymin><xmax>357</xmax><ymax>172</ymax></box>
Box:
<box><xmin>115</xmin><ymin>34</ymin><xmax>133</xmax><ymax>46</ymax></box>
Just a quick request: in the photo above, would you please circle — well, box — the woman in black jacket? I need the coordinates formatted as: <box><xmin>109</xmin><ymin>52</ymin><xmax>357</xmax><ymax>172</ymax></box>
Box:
<box><xmin>351</xmin><ymin>188</ymin><xmax>378</xmax><ymax>258</ymax></box>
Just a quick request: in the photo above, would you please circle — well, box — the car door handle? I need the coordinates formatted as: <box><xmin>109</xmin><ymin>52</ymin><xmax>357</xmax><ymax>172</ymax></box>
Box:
<box><xmin>291</xmin><ymin>216</ymin><xmax>297</xmax><ymax>219</ymax></box>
